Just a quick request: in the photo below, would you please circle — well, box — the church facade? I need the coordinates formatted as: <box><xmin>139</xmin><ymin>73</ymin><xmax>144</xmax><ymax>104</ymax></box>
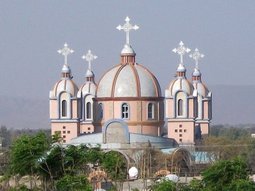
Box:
<box><xmin>49</xmin><ymin>17</ymin><xmax>212</xmax><ymax>147</ymax></box>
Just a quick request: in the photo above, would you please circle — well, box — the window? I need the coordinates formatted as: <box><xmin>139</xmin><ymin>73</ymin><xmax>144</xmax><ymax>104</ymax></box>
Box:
<box><xmin>63</xmin><ymin>131</ymin><xmax>66</xmax><ymax>134</ymax></box>
<box><xmin>67</xmin><ymin>131</ymin><xmax>70</xmax><ymax>134</ymax></box>
<box><xmin>63</xmin><ymin>135</ymin><xmax>66</xmax><ymax>138</ymax></box>
<box><xmin>63</xmin><ymin>126</ymin><xmax>66</xmax><ymax>129</ymax></box>
<box><xmin>184</xmin><ymin>129</ymin><xmax>187</xmax><ymax>133</ymax></box>
<box><xmin>122</xmin><ymin>103</ymin><xmax>129</xmax><ymax>119</ymax></box>
<box><xmin>62</xmin><ymin>100</ymin><xmax>67</xmax><ymax>117</ymax></box>
<box><xmin>179</xmin><ymin>134</ymin><xmax>182</xmax><ymax>137</ymax></box>
<box><xmin>148</xmin><ymin>103</ymin><xmax>154</xmax><ymax>119</ymax></box>
<box><xmin>99</xmin><ymin>103</ymin><xmax>103</xmax><ymax>119</ymax></box>
<box><xmin>179</xmin><ymin>129</ymin><xmax>182</xmax><ymax>132</ymax></box>
<box><xmin>179</xmin><ymin>139</ymin><xmax>182</xmax><ymax>142</ymax></box>
<box><xmin>179</xmin><ymin>124</ymin><xmax>182</xmax><ymax>128</ymax></box>
<box><xmin>86</xmin><ymin>102</ymin><xmax>91</xmax><ymax>119</ymax></box>
<box><xmin>88</xmin><ymin>127</ymin><xmax>91</xmax><ymax>130</ymax></box>
<box><xmin>63</xmin><ymin>140</ymin><xmax>66</xmax><ymax>143</ymax></box>
<box><xmin>175</xmin><ymin>129</ymin><xmax>178</xmax><ymax>133</ymax></box>
<box><xmin>177</xmin><ymin>99</ymin><xmax>183</xmax><ymax>116</ymax></box>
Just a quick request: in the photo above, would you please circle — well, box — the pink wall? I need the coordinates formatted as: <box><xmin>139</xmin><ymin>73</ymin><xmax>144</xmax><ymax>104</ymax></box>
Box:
<box><xmin>80</xmin><ymin>123</ymin><xmax>94</xmax><ymax>134</ymax></box>
<box><xmin>49</xmin><ymin>100</ymin><xmax>58</xmax><ymax>118</ymax></box>
<box><xmin>51</xmin><ymin>122</ymin><xmax>80</xmax><ymax>143</ymax></box>
<box><xmin>199</xmin><ymin>123</ymin><xmax>209</xmax><ymax>135</ymax></box>
<box><xmin>168</xmin><ymin>121</ymin><xmax>195</xmax><ymax>144</ymax></box>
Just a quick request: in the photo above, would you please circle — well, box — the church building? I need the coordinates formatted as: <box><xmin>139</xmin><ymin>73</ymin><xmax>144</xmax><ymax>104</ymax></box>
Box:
<box><xmin>49</xmin><ymin>17</ymin><xmax>212</xmax><ymax>148</ymax></box>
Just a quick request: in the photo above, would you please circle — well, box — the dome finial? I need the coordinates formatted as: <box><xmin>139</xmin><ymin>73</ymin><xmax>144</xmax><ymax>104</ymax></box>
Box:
<box><xmin>189</xmin><ymin>48</ymin><xmax>204</xmax><ymax>69</ymax></box>
<box><xmin>172</xmin><ymin>41</ymin><xmax>190</xmax><ymax>64</ymax></box>
<box><xmin>82</xmin><ymin>49</ymin><xmax>97</xmax><ymax>71</ymax></box>
<box><xmin>58</xmin><ymin>43</ymin><xmax>74</xmax><ymax>66</ymax></box>
<box><xmin>116</xmin><ymin>16</ymin><xmax>139</xmax><ymax>45</ymax></box>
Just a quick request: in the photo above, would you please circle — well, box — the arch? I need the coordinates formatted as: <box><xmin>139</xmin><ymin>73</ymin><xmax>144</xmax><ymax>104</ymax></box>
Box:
<box><xmin>86</xmin><ymin>102</ymin><xmax>92</xmax><ymax>119</ymax></box>
<box><xmin>102</xmin><ymin>119</ymin><xmax>130</xmax><ymax>144</ymax></box>
<box><xmin>58</xmin><ymin>92</ymin><xmax>71</xmax><ymax>119</ymax></box>
<box><xmin>148</xmin><ymin>103</ymin><xmax>155</xmax><ymax>119</ymax></box>
<box><xmin>121</xmin><ymin>103</ymin><xmax>129</xmax><ymax>119</ymax></box>
<box><xmin>174</xmin><ymin>91</ymin><xmax>188</xmax><ymax>118</ymax></box>
<box><xmin>83</xmin><ymin>94</ymin><xmax>94</xmax><ymax>121</ymax></box>
<box><xmin>168</xmin><ymin>148</ymin><xmax>192</xmax><ymax>176</ymax></box>
<box><xmin>104</xmin><ymin>149</ymin><xmax>131</xmax><ymax>166</ymax></box>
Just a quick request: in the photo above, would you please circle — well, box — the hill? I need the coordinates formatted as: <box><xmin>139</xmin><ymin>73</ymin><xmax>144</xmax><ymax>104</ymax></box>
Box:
<box><xmin>0</xmin><ymin>85</ymin><xmax>254</xmax><ymax>129</ymax></box>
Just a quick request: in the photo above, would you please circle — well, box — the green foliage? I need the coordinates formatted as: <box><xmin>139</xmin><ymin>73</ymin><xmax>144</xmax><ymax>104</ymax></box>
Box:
<box><xmin>180</xmin><ymin>158</ymin><xmax>255</xmax><ymax>191</ymax></box>
<box><xmin>9</xmin><ymin>132</ymin><xmax>50</xmax><ymax>176</ymax></box>
<box><xmin>102</xmin><ymin>151</ymin><xmax>127</xmax><ymax>181</ymax></box>
<box><xmin>202</xmin><ymin>157</ymin><xmax>253</xmax><ymax>191</ymax></box>
<box><xmin>149</xmin><ymin>179</ymin><xmax>177</xmax><ymax>191</ymax></box>
<box><xmin>38</xmin><ymin>144</ymin><xmax>103</xmax><ymax>181</ymax></box>
<box><xmin>39</xmin><ymin>144</ymin><xmax>64</xmax><ymax>179</ymax></box>
<box><xmin>228</xmin><ymin>179</ymin><xmax>255</xmax><ymax>191</ymax></box>
<box><xmin>55</xmin><ymin>174</ymin><xmax>92</xmax><ymax>191</ymax></box>
<box><xmin>180</xmin><ymin>179</ymin><xmax>204</xmax><ymax>191</ymax></box>
<box><xmin>8</xmin><ymin>185</ymin><xmax>30</xmax><ymax>191</ymax></box>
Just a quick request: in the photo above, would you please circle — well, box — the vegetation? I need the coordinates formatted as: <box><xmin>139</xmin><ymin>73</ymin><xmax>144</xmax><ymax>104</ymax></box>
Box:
<box><xmin>102</xmin><ymin>151</ymin><xmax>127</xmax><ymax>191</ymax></box>
<box><xmin>2</xmin><ymin>132</ymin><xmax>127</xmax><ymax>190</ymax></box>
<box><xmin>0</xmin><ymin>125</ymin><xmax>255</xmax><ymax>190</ymax></box>
<box><xmin>149</xmin><ymin>179</ymin><xmax>177</xmax><ymax>191</ymax></box>
<box><xmin>150</xmin><ymin>157</ymin><xmax>255</xmax><ymax>191</ymax></box>
<box><xmin>202</xmin><ymin>157</ymin><xmax>254</xmax><ymax>190</ymax></box>
<box><xmin>55</xmin><ymin>175</ymin><xmax>92</xmax><ymax>191</ymax></box>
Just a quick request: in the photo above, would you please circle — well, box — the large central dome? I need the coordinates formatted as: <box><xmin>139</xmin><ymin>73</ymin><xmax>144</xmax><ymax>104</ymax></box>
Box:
<box><xmin>96</xmin><ymin>62</ymin><xmax>161</xmax><ymax>98</ymax></box>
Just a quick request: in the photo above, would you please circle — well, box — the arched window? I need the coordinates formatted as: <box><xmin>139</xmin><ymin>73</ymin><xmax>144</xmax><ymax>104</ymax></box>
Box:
<box><xmin>86</xmin><ymin>102</ymin><xmax>91</xmax><ymax>119</ymax></box>
<box><xmin>178</xmin><ymin>99</ymin><xmax>183</xmax><ymax>116</ymax></box>
<box><xmin>121</xmin><ymin>103</ymin><xmax>129</xmax><ymax>119</ymax></box>
<box><xmin>62</xmin><ymin>100</ymin><xmax>67</xmax><ymax>117</ymax></box>
<box><xmin>148</xmin><ymin>103</ymin><xmax>154</xmax><ymax>119</ymax></box>
<box><xmin>99</xmin><ymin>103</ymin><xmax>103</xmax><ymax>119</ymax></box>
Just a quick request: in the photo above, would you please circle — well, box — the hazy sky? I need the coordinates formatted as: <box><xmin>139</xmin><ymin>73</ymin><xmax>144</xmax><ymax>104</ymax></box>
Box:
<box><xmin>0</xmin><ymin>1</ymin><xmax>255</xmax><ymax>99</ymax></box>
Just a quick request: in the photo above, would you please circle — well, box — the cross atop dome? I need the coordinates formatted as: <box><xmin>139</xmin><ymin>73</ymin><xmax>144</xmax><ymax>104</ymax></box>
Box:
<box><xmin>58</xmin><ymin>43</ymin><xmax>74</xmax><ymax>65</ymax></box>
<box><xmin>172</xmin><ymin>41</ymin><xmax>190</xmax><ymax>64</ymax></box>
<box><xmin>117</xmin><ymin>16</ymin><xmax>139</xmax><ymax>45</ymax></box>
<box><xmin>82</xmin><ymin>50</ymin><xmax>97</xmax><ymax>71</ymax></box>
<box><xmin>189</xmin><ymin>48</ymin><xmax>204</xmax><ymax>69</ymax></box>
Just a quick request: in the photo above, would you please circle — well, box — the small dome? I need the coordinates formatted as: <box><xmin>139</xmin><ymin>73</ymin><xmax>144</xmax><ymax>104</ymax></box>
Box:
<box><xmin>62</xmin><ymin>64</ymin><xmax>71</xmax><ymax>73</ymax></box>
<box><xmin>51</xmin><ymin>79</ymin><xmax>79</xmax><ymax>98</ymax></box>
<box><xmin>193</xmin><ymin>82</ymin><xmax>210</xmax><ymax>97</ymax></box>
<box><xmin>78</xmin><ymin>82</ymin><xmax>97</xmax><ymax>97</ymax></box>
<box><xmin>97</xmin><ymin>63</ymin><xmax>161</xmax><ymax>98</ymax></box>
<box><xmin>168</xmin><ymin>78</ymin><xmax>194</xmax><ymax>96</ymax></box>
<box><xmin>121</xmin><ymin>44</ymin><xmax>135</xmax><ymax>55</ymax></box>
<box><xmin>177</xmin><ymin>63</ymin><xmax>186</xmax><ymax>72</ymax></box>
<box><xmin>193</xmin><ymin>68</ymin><xmax>201</xmax><ymax>77</ymax></box>
<box><xmin>85</xmin><ymin>69</ymin><xmax>94</xmax><ymax>78</ymax></box>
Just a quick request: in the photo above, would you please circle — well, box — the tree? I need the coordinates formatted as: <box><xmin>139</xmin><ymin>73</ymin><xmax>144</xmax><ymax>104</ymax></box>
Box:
<box><xmin>0</xmin><ymin>125</ymin><xmax>11</xmax><ymax>147</ymax></box>
<box><xmin>149</xmin><ymin>179</ymin><xmax>177</xmax><ymax>191</ymax></box>
<box><xmin>55</xmin><ymin>175</ymin><xmax>92</xmax><ymax>191</ymax></box>
<box><xmin>202</xmin><ymin>157</ymin><xmax>255</xmax><ymax>191</ymax></box>
<box><xmin>8</xmin><ymin>132</ymin><xmax>50</xmax><ymax>189</ymax></box>
<box><xmin>102</xmin><ymin>151</ymin><xmax>127</xmax><ymax>191</ymax></box>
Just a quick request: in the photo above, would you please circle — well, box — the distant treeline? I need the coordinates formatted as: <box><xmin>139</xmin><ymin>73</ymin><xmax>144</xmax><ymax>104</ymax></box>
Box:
<box><xmin>0</xmin><ymin>125</ymin><xmax>51</xmax><ymax>148</ymax></box>
<box><xmin>0</xmin><ymin>124</ymin><xmax>255</xmax><ymax>148</ymax></box>
<box><xmin>210</xmin><ymin>124</ymin><xmax>255</xmax><ymax>140</ymax></box>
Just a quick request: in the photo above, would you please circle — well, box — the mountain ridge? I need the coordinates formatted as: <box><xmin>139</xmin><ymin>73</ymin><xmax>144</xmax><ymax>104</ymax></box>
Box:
<box><xmin>0</xmin><ymin>84</ymin><xmax>254</xmax><ymax>129</ymax></box>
